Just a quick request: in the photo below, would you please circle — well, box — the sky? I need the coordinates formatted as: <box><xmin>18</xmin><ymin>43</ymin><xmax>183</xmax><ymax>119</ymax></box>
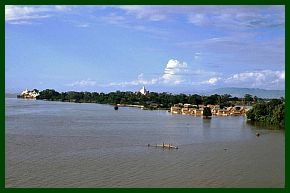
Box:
<box><xmin>5</xmin><ymin>5</ymin><xmax>285</xmax><ymax>93</ymax></box>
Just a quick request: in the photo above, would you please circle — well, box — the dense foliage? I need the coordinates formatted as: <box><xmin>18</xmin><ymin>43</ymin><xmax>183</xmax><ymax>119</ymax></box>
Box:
<box><xmin>36</xmin><ymin>89</ymin><xmax>259</xmax><ymax>109</ymax></box>
<box><xmin>203</xmin><ymin>107</ymin><xmax>212</xmax><ymax>117</ymax></box>
<box><xmin>246</xmin><ymin>99</ymin><xmax>285</xmax><ymax>128</ymax></box>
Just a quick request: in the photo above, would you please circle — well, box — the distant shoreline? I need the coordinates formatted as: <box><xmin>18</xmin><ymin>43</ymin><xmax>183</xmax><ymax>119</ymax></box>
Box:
<box><xmin>5</xmin><ymin>93</ymin><xmax>18</xmax><ymax>98</ymax></box>
<box><xmin>13</xmin><ymin>97</ymin><xmax>170</xmax><ymax>110</ymax></box>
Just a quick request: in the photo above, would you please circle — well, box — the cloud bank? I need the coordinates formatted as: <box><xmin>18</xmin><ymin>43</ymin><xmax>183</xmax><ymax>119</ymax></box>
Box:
<box><xmin>109</xmin><ymin>59</ymin><xmax>285</xmax><ymax>90</ymax></box>
<box><xmin>5</xmin><ymin>5</ymin><xmax>72</xmax><ymax>24</ymax></box>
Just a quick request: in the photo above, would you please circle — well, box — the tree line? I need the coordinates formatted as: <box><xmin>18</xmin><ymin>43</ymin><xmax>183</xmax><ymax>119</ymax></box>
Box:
<box><xmin>246</xmin><ymin>99</ymin><xmax>285</xmax><ymax>128</ymax></box>
<box><xmin>35</xmin><ymin>89</ymin><xmax>268</xmax><ymax>108</ymax></box>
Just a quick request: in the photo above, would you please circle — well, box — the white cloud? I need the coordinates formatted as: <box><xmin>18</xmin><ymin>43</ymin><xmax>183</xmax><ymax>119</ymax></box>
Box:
<box><xmin>5</xmin><ymin>6</ymin><xmax>50</xmax><ymax>22</ymax></box>
<box><xmin>199</xmin><ymin>77</ymin><xmax>222</xmax><ymax>86</ymax></box>
<box><xmin>161</xmin><ymin>59</ymin><xmax>188</xmax><ymax>84</ymax></box>
<box><xmin>25</xmin><ymin>5</ymin><xmax>282</xmax><ymax>41</ymax></box>
<box><xmin>54</xmin><ymin>5</ymin><xmax>72</xmax><ymax>12</ymax></box>
<box><xmin>75</xmin><ymin>23</ymin><xmax>90</xmax><ymax>28</ymax></box>
<box><xmin>100</xmin><ymin>12</ymin><xmax>169</xmax><ymax>38</ymax></box>
<box><xmin>176</xmin><ymin>34</ymin><xmax>285</xmax><ymax>70</ymax></box>
<box><xmin>187</xmin><ymin>6</ymin><xmax>284</xmax><ymax>29</ymax></box>
<box><xmin>137</xmin><ymin>73</ymin><xmax>159</xmax><ymax>85</ymax></box>
<box><xmin>6</xmin><ymin>5</ymin><xmax>284</xmax><ymax>29</ymax></box>
<box><xmin>188</xmin><ymin>14</ymin><xmax>208</xmax><ymax>25</ymax></box>
<box><xmin>108</xmin><ymin>5</ymin><xmax>284</xmax><ymax>29</ymax></box>
<box><xmin>7</xmin><ymin>20</ymin><xmax>35</xmax><ymax>25</ymax></box>
<box><xmin>197</xmin><ymin>69</ymin><xmax>284</xmax><ymax>89</ymax></box>
<box><xmin>108</xmin><ymin>59</ymin><xmax>220</xmax><ymax>87</ymax></box>
<box><xmin>68</xmin><ymin>79</ymin><xmax>97</xmax><ymax>87</ymax></box>
<box><xmin>108</xmin><ymin>57</ymin><xmax>284</xmax><ymax>90</ymax></box>
<box><xmin>203</xmin><ymin>77</ymin><xmax>221</xmax><ymax>85</ymax></box>
<box><xmin>225</xmin><ymin>70</ymin><xmax>285</xmax><ymax>89</ymax></box>
<box><xmin>5</xmin><ymin>5</ymin><xmax>72</xmax><ymax>24</ymax></box>
<box><xmin>109</xmin><ymin>73</ymin><xmax>159</xmax><ymax>87</ymax></box>
<box><xmin>101</xmin><ymin>13</ymin><xmax>126</xmax><ymax>24</ymax></box>
<box><xmin>116</xmin><ymin>5</ymin><xmax>168</xmax><ymax>21</ymax></box>
<box><xmin>109</xmin><ymin>59</ymin><xmax>189</xmax><ymax>87</ymax></box>
<box><xmin>149</xmin><ymin>14</ymin><xmax>167</xmax><ymax>21</ymax></box>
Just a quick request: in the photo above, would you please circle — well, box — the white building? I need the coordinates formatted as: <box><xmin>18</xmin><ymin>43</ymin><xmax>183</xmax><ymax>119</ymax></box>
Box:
<box><xmin>21</xmin><ymin>89</ymin><xmax>29</xmax><ymax>95</ymax></box>
<box><xmin>19</xmin><ymin>89</ymin><xmax>40</xmax><ymax>98</ymax></box>
<box><xmin>139</xmin><ymin>86</ymin><xmax>149</xmax><ymax>95</ymax></box>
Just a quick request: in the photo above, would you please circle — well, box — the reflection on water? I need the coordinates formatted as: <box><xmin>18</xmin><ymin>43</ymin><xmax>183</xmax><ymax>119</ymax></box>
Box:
<box><xmin>202</xmin><ymin>118</ymin><xmax>211</xmax><ymax>128</ymax></box>
<box><xmin>5</xmin><ymin>98</ymin><xmax>285</xmax><ymax>188</ymax></box>
<box><xmin>246</xmin><ymin>120</ymin><xmax>283</xmax><ymax>130</ymax></box>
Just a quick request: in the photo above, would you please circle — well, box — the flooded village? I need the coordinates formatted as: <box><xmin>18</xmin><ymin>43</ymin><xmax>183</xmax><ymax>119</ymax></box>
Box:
<box><xmin>170</xmin><ymin>104</ymin><xmax>251</xmax><ymax>116</ymax></box>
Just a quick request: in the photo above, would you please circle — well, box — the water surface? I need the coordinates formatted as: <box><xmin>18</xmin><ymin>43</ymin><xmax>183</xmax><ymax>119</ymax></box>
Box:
<box><xmin>5</xmin><ymin>98</ymin><xmax>284</xmax><ymax>187</ymax></box>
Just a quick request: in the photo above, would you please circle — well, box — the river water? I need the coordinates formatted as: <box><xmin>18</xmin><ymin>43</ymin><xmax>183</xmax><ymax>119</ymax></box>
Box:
<box><xmin>5</xmin><ymin>98</ymin><xmax>285</xmax><ymax>188</ymax></box>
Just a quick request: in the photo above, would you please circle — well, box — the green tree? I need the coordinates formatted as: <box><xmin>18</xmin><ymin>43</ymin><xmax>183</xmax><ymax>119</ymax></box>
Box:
<box><xmin>37</xmin><ymin>89</ymin><xmax>60</xmax><ymax>100</ymax></box>
<box><xmin>244</xmin><ymin>94</ymin><xmax>253</xmax><ymax>104</ymax></box>
<box><xmin>203</xmin><ymin>107</ymin><xmax>212</xmax><ymax>118</ymax></box>
<box><xmin>188</xmin><ymin>94</ymin><xmax>202</xmax><ymax>105</ymax></box>
<box><xmin>32</xmin><ymin>89</ymin><xmax>39</xmax><ymax>93</ymax></box>
<box><xmin>246</xmin><ymin>99</ymin><xmax>284</xmax><ymax>128</ymax></box>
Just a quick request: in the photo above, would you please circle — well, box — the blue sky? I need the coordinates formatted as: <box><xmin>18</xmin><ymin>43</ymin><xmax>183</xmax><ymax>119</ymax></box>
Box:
<box><xmin>5</xmin><ymin>5</ymin><xmax>285</xmax><ymax>93</ymax></box>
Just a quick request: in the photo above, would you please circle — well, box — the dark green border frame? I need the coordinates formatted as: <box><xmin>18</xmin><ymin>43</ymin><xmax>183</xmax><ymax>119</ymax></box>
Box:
<box><xmin>1</xmin><ymin>0</ymin><xmax>287</xmax><ymax>191</ymax></box>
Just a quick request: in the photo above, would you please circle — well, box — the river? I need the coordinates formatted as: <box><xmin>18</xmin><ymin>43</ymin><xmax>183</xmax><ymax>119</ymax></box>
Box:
<box><xmin>5</xmin><ymin>98</ymin><xmax>285</xmax><ymax>187</ymax></box>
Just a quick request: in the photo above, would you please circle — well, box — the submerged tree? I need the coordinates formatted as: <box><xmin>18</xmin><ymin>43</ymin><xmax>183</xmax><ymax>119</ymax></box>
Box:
<box><xmin>203</xmin><ymin>107</ymin><xmax>212</xmax><ymax>119</ymax></box>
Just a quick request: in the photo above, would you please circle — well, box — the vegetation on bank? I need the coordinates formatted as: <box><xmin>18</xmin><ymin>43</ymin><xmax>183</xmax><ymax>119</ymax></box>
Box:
<box><xmin>32</xmin><ymin>89</ymin><xmax>265</xmax><ymax>109</ymax></box>
<box><xmin>18</xmin><ymin>89</ymin><xmax>284</xmax><ymax>128</ymax></box>
<box><xmin>246</xmin><ymin>99</ymin><xmax>285</xmax><ymax>128</ymax></box>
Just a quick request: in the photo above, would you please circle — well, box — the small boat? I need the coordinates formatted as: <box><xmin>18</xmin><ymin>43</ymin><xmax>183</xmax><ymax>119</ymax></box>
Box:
<box><xmin>147</xmin><ymin>143</ymin><xmax>178</xmax><ymax>149</ymax></box>
<box><xmin>114</xmin><ymin>106</ymin><xmax>118</xmax><ymax>110</ymax></box>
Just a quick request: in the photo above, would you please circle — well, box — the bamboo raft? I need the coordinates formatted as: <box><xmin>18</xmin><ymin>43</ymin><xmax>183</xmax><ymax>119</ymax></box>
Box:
<box><xmin>147</xmin><ymin>143</ymin><xmax>178</xmax><ymax>149</ymax></box>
